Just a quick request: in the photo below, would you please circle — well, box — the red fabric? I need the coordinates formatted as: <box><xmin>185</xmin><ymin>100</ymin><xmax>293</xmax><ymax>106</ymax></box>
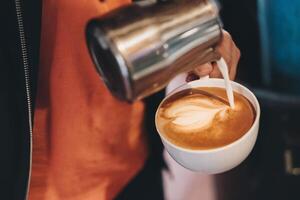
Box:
<box><xmin>30</xmin><ymin>1</ymin><xmax>147</xmax><ymax>199</ymax></box>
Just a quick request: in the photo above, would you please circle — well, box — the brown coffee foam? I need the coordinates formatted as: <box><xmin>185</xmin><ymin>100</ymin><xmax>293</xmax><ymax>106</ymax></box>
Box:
<box><xmin>156</xmin><ymin>87</ymin><xmax>255</xmax><ymax>150</ymax></box>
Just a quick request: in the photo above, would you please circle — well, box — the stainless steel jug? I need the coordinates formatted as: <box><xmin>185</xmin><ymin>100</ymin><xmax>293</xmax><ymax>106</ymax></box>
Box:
<box><xmin>86</xmin><ymin>0</ymin><xmax>222</xmax><ymax>102</ymax></box>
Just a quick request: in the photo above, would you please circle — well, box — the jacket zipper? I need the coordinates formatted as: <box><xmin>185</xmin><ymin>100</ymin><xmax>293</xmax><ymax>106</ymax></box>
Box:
<box><xmin>14</xmin><ymin>0</ymin><xmax>33</xmax><ymax>199</ymax></box>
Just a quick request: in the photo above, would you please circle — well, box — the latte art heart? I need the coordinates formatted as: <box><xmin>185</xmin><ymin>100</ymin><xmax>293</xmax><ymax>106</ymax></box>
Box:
<box><xmin>156</xmin><ymin>87</ymin><xmax>255</xmax><ymax>150</ymax></box>
<box><xmin>163</xmin><ymin>97</ymin><xmax>229</xmax><ymax>132</ymax></box>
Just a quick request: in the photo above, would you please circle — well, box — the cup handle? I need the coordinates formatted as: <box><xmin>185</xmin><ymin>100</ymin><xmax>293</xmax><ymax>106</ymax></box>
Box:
<box><xmin>166</xmin><ymin>73</ymin><xmax>210</xmax><ymax>95</ymax></box>
<box><xmin>166</xmin><ymin>73</ymin><xmax>188</xmax><ymax>95</ymax></box>
<box><xmin>200</xmin><ymin>75</ymin><xmax>210</xmax><ymax>80</ymax></box>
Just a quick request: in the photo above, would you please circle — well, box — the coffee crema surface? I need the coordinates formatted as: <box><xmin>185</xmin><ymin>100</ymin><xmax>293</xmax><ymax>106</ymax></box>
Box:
<box><xmin>156</xmin><ymin>87</ymin><xmax>255</xmax><ymax>150</ymax></box>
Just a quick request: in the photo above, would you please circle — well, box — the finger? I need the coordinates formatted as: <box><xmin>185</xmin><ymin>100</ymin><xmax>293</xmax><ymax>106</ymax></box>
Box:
<box><xmin>193</xmin><ymin>63</ymin><xmax>213</xmax><ymax>77</ymax></box>
<box><xmin>210</xmin><ymin>58</ymin><xmax>237</xmax><ymax>80</ymax></box>
<box><xmin>216</xmin><ymin>30</ymin><xmax>241</xmax><ymax>80</ymax></box>
<box><xmin>216</xmin><ymin>31</ymin><xmax>234</xmax><ymax>68</ymax></box>
<box><xmin>229</xmin><ymin>44</ymin><xmax>240</xmax><ymax>80</ymax></box>
<box><xmin>209</xmin><ymin>62</ymin><xmax>222</xmax><ymax>78</ymax></box>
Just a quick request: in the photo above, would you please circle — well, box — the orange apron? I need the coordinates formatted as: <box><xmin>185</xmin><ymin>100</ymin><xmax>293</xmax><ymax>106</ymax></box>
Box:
<box><xmin>30</xmin><ymin>0</ymin><xmax>147</xmax><ymax>199</ymax></box>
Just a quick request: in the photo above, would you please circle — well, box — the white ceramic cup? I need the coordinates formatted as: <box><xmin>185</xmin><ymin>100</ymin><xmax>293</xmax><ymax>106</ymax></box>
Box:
<box><xmin>155</xmin><ymin>78</ymin><xmax>260</xmax><ymax>174</ymax></box>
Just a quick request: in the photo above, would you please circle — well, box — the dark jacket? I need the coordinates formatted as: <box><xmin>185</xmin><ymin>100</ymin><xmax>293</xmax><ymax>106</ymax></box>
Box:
<box><xmin>1</xmin><ymin>0</ymin><xmax>41</xmax><ymax>199</ymax></box>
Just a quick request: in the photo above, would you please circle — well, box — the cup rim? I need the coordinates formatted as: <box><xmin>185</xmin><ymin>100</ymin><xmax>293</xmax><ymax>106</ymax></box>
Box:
<box><xmin>155</xmin><ymin>78</ymin><xmax>260</xmax><ymax>154</ymax></box>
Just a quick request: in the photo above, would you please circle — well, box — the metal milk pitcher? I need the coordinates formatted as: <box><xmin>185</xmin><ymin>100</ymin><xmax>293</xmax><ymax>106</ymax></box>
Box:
<box><xmin>86</xmin><ymin>0</ymin><xmax>222</xmax><ymax>102</ymax></box>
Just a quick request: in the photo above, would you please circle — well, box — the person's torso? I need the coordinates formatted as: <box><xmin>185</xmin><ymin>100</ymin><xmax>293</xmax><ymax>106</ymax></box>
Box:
<box><xmin>29</xmin><ymin>0</ymin><xmax>148</xmax><ymax>199</ymax></box>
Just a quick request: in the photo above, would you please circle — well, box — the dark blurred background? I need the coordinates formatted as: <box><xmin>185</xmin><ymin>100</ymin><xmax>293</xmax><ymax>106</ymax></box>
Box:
<box><xmin>216</xmin><ymin>0</ymin><xmax>300</xmax><ymax>200</ymax></box>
